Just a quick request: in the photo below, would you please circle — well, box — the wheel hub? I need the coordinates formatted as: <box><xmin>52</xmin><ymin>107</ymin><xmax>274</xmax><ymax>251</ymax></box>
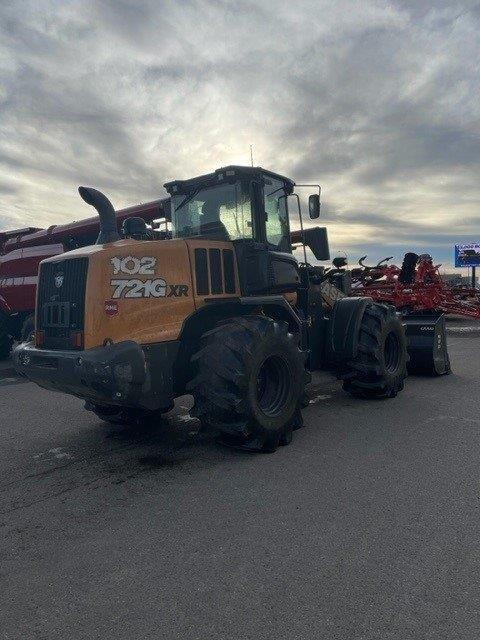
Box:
<box><xmin>256</xmin><ymin>354</ymin><xmax>291</xmax><ymax>417</ymax></box>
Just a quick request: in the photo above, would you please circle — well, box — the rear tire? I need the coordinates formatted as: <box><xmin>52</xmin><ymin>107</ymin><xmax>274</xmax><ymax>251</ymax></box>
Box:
<box><xmin>341</xmin><ymin>303</ymin><xmax>407</xmax><ymax>399</ymax></box>
<box><xmin>0</xmin><ymin>312</ymin><xmax>13</xmax><ymax>359</ymax></box>
<box><xmin>188</xmin><ymin>316</ymin><xmax>308</xmax><ymax>453</ymax></box>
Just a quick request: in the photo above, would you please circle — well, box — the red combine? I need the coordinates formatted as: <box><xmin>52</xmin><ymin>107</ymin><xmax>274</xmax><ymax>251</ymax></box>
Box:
<box><xmin>350</xmin><ymin>253</ymin><xmax>480</xmax><ymax>320</ymax></box>
<box><xmin>0</xmin><ymin>198</ymin><xmax>170</xmax><ymax>358</ymax></box>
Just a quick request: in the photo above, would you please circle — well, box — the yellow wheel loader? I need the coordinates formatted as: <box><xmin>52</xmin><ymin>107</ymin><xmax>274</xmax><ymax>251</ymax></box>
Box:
<box><xmin>14</xmin><ymin>166</ymin><xmax>410</xmax><ymax>452</ymax></box>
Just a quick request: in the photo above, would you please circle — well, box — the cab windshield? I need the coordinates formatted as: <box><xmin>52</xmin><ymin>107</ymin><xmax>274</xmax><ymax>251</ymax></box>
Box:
<box><xmin>171</xmin><ymin>181</ymin><xmax>253</xmax><ymax>241</ymax></box>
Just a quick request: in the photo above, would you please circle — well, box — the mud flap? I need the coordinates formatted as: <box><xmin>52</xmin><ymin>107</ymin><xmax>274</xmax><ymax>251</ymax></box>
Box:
<box><xmin>403</xmin><ymin>314</ymin><xmax>451</xmax><ymax>376</ymax></box>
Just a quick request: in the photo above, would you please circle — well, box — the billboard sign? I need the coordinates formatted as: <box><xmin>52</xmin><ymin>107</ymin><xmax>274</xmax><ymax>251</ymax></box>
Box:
<box><xmin>455</xmin><ymin>243</ymin><xmax>480</xmax><ymax>267</ymax></box>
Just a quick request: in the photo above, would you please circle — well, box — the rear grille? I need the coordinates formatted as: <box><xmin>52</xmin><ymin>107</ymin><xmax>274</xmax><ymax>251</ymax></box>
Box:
<box><xmin>37</xmin><ymin>258</ymin><xmax>88</xmax><ymax>350</ymax></box>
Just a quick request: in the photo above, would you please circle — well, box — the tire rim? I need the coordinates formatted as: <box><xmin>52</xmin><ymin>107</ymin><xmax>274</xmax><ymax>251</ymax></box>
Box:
<box><xmin>256</xmin><ymin>354</ymin><xmax>291</xmax><ymax>417</ymax></box>
<box><xmin>384</xmin><ymin>331</ymin><xmax>401</xmax><ymax>373</ymax></box>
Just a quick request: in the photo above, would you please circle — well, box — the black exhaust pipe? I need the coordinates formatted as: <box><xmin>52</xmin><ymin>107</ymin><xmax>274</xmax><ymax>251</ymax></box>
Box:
<box><xmin>78</xmin><ymin>186</ymin><xmax>120</xmax><ymax>244</ymax></box>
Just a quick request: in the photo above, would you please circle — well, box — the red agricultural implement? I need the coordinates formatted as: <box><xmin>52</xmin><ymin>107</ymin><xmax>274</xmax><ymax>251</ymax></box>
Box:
<box><xmin>351</xmin><ymin>253</ymin><xmax>480</xmax><ymax>320</ymax></box>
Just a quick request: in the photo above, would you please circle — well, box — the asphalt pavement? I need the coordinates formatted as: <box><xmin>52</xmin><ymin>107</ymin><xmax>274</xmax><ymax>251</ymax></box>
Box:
<box><xmin>1</xmin><ymin>326</ymin><xmax>480</xmax><ymax>639</ymax></box>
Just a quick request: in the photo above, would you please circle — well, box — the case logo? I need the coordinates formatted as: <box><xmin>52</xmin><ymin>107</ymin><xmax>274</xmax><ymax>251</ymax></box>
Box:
<box><xmin>109</xmin><ymin>256</ymin><xmax>188</xmax><ymax>299</ymax></box>
<box><xmin>54</xmin><ymin>273</ymin><xmax>64</xmax><ymax>288</ymax></box>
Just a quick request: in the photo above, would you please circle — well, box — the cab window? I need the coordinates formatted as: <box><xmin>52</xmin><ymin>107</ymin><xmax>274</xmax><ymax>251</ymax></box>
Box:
<box><xmin>171</xmin><ymin>182</ymin><xmax>253</xmax><ymax>241</ymax></box>
<box><xmin>264</xmin><ymin>177</ymin><xmax>290</xmax><ymax>251</ymax></box>
<box><xmin>219</xmin><ymin>189</ymin><xmax>253</xmax><ymax>240</ymax></box>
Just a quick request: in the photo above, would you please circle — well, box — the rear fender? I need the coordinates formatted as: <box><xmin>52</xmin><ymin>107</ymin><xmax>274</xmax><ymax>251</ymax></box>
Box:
<box><xmin>179</xmin><ymin>296</ymin><xmax>303</xmax><ymax>343</ymax></box>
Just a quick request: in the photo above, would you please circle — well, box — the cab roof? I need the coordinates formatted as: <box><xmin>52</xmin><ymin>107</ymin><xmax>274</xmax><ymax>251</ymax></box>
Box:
<box><xmin>164</xmin><ymin>165</ymin><xmax>295</xmax><ymax>195</ymax></box>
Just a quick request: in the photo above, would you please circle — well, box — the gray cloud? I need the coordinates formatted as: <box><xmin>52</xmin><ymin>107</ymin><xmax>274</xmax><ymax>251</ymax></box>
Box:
<box><xmin>0</xmin><ymin>0</ymin><xmax>479</xmax><ymax>268</ymax></box>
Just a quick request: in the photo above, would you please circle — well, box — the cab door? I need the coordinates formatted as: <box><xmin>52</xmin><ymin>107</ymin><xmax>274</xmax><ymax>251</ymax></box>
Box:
<box><xmin>261</xmin><ymin>176</ymin><xmax>300</xmax><ymax>295</ymax></box>
<box><xmin>231</xmin><ymin>175</ymin><xmax>300</xmax><ymax>297</ymax></box>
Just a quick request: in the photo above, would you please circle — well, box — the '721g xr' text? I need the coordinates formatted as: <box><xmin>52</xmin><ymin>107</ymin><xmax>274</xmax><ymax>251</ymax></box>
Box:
<box><xmin>110</xmin><ymin>279</ymin><xmax>189</xmax><ymax>299</ymax></box>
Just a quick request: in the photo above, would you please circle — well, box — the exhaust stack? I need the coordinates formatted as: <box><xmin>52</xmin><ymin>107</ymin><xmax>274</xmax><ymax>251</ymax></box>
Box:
<box><xmin>78</xmin><ymin>187</ymin><xmax>120</xmax><ymax>244</ymax></box>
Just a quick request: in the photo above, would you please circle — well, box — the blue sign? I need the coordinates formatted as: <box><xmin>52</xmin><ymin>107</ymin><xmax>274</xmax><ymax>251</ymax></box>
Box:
<box><xmin>455</xmin><ymin>243</ymin><xmax>480</xmax><ymax>267</ymax></box>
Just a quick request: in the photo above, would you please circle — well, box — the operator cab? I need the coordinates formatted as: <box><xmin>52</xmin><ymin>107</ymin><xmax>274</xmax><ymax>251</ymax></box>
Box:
<box><xmin>164</xmin><ymin>166</ymin><xmax>327</xmax><ymax>297</ymax></box>
<box><xmin>164</xmin><ymin>166</ymin><xmax>295</xmax><ymax>252</ymax></box>
<box><xmin>165</xmin><ymin>166</ymin><xmax>302</xmax><ymax>296</ymax></box>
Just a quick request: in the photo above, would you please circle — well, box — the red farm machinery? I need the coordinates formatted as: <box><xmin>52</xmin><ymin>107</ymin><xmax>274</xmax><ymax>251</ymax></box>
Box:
<box><xmin>349</xmin><ymin>252</ymin><xmax>480</xmax><ymax>320</ymax></box>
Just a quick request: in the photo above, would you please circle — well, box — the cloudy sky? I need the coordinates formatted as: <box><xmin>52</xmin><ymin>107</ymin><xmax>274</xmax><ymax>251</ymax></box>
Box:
<box><xmin>1</xmin><ymin>0</ymin><xmax>479</xmax><ymax>268</ymax></box>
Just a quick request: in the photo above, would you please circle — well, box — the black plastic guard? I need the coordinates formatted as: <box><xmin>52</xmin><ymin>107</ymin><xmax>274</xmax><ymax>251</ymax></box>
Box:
<box><xmin>326</xmin><ymin>297</ymin><xmax>372</xmax><ymax>362</ymax></box>
<box><xmin>404</xmin><ymin>313</ymin><xmax>451</xmax><ymax>376</ymax></box>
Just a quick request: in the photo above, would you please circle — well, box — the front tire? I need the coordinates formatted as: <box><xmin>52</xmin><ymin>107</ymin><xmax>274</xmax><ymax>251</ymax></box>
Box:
<box><xmin>188</xmin><ymin>316</ymin><xmax>308</xmax><ymax>453</ymax></box>
<box><xmin>341</xmin><ymin>303</ymin><xmax>407</xmax><ymax>398</ymax></box>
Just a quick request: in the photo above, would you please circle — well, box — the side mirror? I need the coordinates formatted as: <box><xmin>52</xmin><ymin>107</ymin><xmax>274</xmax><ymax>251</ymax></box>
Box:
<box><xmin>308</xmin><ymin>194</ymin><xmax>320</xmax><ymax>219</ymax></box>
